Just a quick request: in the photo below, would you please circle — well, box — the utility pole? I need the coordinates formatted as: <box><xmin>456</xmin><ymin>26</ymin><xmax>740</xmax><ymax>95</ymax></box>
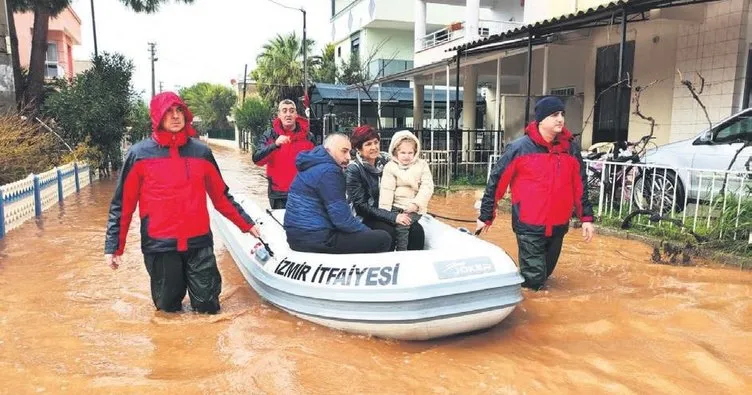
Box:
<box><xmin>267</xmin><ymin>1</ymin><xmax>308</xmax><ymax>117</ymax></box>
<box><xmin>302</xmin><ymin>8</ymin><xmax>308</xmax><ymax>118</ymax></box>
<box><xmin>90</xmin><ymin>0</ymin><xmax>98</xmax><ymax>58</ymax></box>
<box><xmin>148</xmin><ymin>42</ymin><xmax>158</xmax><ymax>98</ymax></box>
<box><xmin>242</xmin><ymin>64</ymin><xmax>248</xmax><ymax>104</ymax></box>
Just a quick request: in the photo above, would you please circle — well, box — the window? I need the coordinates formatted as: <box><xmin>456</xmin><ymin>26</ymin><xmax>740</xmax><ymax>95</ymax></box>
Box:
<box><xmin>350</xmin><ymin>32</ymin><xmax>360</xmax><ymax>59</ymax></box>
<box><xmin>45</xmin><ymin>43</ymin><xmax>59</xmax><ymax>78</ymax></box>
<box><xmin>337</xmin><ymin>46</ymin><xmax>341</xmax><ymax>58</ymax></box>
<box><xmin>714</xmin><ymin>114</ymin><xmax>752</xmax><ymax>143</ymax></box>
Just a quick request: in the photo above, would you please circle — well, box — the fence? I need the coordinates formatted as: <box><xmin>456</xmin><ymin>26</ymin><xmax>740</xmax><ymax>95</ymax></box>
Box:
<box><xmin>584</xmin><ymin>158</ymin><xmax>752</xmax><ymax>243</ymax></box>
<box><xmin>380</xmin><ymin>128</ymin><xmax>505</xmax><ymax>184</ymax></box>
<box><xmin>421</xmin><ymin>150</ymin><xmax>451</xmax><ymax>189</ymax></box>
<box><xmin>0</xmin><ymin>162</ymin><xmax>97</xmax><ymax>239</ymax></box>
<box><xmin>207</xmin><ymin>128</ymin><xmax>235</xmax><ymax>141</ymax></box>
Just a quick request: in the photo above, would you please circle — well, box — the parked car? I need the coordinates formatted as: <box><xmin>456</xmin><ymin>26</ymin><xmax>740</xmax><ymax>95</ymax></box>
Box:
<box><xmin>640</xmin><ymin>108</ymin><xmax>752</xmax><ymax>212</ymax></box>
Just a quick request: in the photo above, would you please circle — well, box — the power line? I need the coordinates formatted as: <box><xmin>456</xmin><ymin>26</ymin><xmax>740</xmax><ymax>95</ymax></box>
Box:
<box><xmin>266</xmin><ymin>0</ymin><xmax>300</xmax><ymax>12</ymax></box>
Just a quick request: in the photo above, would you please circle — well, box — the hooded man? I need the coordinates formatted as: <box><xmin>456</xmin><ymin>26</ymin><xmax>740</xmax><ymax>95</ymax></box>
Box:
<box><xmin>104</xmin><ymin>91</ymin><xmax>260</xmax><ymax>314</ymax></box>
<box><xmin>476</xmin><ymin>96</ymin><xmax>595</xmax><ymax>290</ymax></box>
<box><xmin>283</xmin><ymin>133</ymin><xmax>392</xmax><ymax>254</ymax></box>
<box><xmin>252</xmin><ymin>99</ymin><xmax>315</xmax><ymax>209</ymax></box>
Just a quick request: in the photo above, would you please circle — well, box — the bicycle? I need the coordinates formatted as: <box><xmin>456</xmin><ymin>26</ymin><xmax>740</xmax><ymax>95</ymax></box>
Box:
<box><xmin>584</xmin><ymin>135</ymin><xmax>660</xmax><ymax>214</ymax></box>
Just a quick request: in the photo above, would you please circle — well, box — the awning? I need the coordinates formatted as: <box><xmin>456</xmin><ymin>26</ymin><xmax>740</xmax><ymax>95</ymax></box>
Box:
<box><xmin>451</xmin><ymin>0</ymin><xmax>720</xmax><ymax>53</ymax></box>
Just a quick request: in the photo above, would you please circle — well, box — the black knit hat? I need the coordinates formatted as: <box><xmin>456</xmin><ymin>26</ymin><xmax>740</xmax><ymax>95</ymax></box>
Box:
<box><xmin>535</xmin><ymin>96</ymin><xmax>565</xmax><ymax>123</ymax></box>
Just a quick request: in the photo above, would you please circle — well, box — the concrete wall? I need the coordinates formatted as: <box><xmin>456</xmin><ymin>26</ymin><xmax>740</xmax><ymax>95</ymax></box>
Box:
<box><xmin>579</xmin><ymin>20</ymin><xmax>680</xmax><ymax>148</ymax></box>
<box><xmin>365</xmin><ymin>28</ymin><xmax>414</xmax><ymax>61</ymax></box>
<box><xmin>671</xmin><ymin>0</ymin><xmax>750</xmax><ymax>142</ymax></box>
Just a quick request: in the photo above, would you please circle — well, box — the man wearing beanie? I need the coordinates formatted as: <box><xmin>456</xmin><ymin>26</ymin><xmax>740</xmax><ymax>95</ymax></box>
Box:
<box><xmin>476</xmin><ymin>96</ymin><xmax>595</xmax><ymax>291</ymax></box>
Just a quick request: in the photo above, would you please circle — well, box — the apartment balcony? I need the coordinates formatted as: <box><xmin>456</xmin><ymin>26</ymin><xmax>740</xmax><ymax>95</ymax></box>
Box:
<box><xmin>415</xmin><ymin>19</ymin><xmax>522</xmax><ymax>66</ymax></box>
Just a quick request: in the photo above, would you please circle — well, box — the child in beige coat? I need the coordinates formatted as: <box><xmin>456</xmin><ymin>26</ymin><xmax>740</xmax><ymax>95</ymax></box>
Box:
<box><xmin>379</xmin><ymin>130</ymin><xmax>435</xmax><ymax>251</ymax></box>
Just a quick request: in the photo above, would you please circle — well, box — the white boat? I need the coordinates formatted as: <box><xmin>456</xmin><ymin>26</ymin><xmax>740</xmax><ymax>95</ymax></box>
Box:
<box><xmin>210</xmin><ymin>194</ymin><xmax>523</xmax><ymax>341</ymax></box>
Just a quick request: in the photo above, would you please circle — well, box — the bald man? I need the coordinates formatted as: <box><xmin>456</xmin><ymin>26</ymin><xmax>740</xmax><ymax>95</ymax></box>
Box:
<box><xmin>283</xmin><ymin>133</ymin><xmax>392</xmax><ymax>254</ymax></box>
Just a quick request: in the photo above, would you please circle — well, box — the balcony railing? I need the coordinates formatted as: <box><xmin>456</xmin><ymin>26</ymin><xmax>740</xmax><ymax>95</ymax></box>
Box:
<box><xmin>418</xmin><ymin>25</ymin><xmax>465</xmax><ymax>51</ymax></box>
<box><xmin>417</xmin><ymin>20</ymin><xmax>524</xmax><ymax>52</ymax></box>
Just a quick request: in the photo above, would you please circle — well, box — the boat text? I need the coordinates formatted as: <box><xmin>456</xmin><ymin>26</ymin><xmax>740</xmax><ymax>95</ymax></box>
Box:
<box><xmin>274</xmin><ymin>259</ymin><xmax>400</xmax><ymax>286</ymax></box>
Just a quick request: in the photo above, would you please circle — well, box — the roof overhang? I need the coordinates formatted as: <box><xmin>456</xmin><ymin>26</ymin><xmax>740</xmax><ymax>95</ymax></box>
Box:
<box><xmin>451</xmin><ymin>0</ymin><xmax>721</xmax><ymax>53</ymax></box>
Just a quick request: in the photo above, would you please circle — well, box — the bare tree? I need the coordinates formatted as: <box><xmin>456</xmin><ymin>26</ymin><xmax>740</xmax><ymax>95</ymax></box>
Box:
<box><xmin>678</xmin><ymin>69</ymin><xmax>751</xmax><ymax>196</ymax></box>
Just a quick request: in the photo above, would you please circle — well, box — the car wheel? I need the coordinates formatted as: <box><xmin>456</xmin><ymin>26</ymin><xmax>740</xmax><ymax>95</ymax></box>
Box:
<box><xmin>634</xmin><ymin>169</ymin><xmax>686</xmax><ymax>214</ymax></box>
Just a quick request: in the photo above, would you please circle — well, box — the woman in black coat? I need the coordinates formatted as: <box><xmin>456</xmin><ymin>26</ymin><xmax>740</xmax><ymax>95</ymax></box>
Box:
<box><xmin>345</xmin><ymin>125</ymin><xmax>425</xmax><ymax>250</ymax></box>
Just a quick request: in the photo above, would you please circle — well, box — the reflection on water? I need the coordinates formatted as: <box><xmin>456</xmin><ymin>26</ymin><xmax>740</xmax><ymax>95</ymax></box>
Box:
<box><xmin>0</xmin><ymin>145</ymin><xmax>750</xmax><ymax>394</ymax></box>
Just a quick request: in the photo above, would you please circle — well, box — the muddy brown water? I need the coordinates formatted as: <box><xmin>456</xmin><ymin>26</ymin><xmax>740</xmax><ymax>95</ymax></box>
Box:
<box><xmin>0</xmin><ymin>145</ymin><xmax>750</xmax><ymax>394</ymax></box>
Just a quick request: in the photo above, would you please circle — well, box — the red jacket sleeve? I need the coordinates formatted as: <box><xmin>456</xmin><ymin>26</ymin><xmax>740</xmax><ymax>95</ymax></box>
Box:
<box><xmin>204</xmin><ymin>152</ymin><xmax>255</xmax><ymax>231</ymax></box>
<box><xmin>104</xmin><ymin>152</ymin><xmax>142</xmax><ymax>255</ymax></box>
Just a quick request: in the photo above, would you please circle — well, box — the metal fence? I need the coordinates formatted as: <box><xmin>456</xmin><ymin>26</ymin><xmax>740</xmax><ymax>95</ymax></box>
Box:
<box><xmin>0</xmin><ymin>162</ymin><xmax>97</xmax><ymax>239</ymax></box>
<box><xmin>421</xmin><ymin>150</ymin><xmax>451</xmax><ymax>189</ymax></box>
<box><xmin>584</xmin><ymin>158</ymin><xmax>752</xmax><ymax>242</ymax></box>
<box><xmin>379</xmin><ymin>128</ymin><xmax>504</xmax><ymax>184</ymax></box>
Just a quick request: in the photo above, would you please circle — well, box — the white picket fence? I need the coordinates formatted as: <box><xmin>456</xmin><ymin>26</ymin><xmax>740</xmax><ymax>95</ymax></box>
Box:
<box><xmin>0</xmin><ymin>162</ymin><xmax>98</xmax><ymax>238</ymax></box>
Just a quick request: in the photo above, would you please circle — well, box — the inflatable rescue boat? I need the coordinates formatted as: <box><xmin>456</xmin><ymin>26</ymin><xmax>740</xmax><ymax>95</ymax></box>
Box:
<box><xmin>210</xmin><ymin>195</ymin><xmax>523</xmax><ymax>340</ymax></box>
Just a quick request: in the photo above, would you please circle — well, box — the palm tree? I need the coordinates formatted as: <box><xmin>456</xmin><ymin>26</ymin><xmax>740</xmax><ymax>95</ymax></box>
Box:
<box><xmin>252</xmin><ymin>32</ymin><xmax>314</xmax><ymax>105</ymax></box>
<box><xmin>311</xmin><ymin>43</ymin><xmax>337</xmax><ymax>84</ymax></box>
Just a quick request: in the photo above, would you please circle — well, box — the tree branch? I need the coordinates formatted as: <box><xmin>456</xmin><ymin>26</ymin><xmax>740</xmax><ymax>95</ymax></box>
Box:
<box><xmin>678</xmin><ymin>69</ymin><xmax>712</xmax><ymax>132</ymax></box>
<box><xmin>583</xmin><ymin>73</ymin><xmax>631</xmax><ymax>129</ymax></box>
<box><xmin>631</xmin><ymin>78</ymin><xmax>665</xmax><ymax>156</ymax></box>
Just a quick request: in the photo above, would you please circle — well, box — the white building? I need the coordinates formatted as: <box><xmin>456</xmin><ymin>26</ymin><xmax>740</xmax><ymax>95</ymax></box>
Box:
<box><xmin>374</xmin><ymin>0</ymin><xmax>751</xmax><ymax>151</ymax></box>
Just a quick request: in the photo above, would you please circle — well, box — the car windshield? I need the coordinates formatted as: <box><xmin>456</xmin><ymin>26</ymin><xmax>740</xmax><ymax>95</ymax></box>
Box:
<box><xmin>714</xmin><ymin>113</ymin><xmax>752</xmax><ymax>143</ymax></box>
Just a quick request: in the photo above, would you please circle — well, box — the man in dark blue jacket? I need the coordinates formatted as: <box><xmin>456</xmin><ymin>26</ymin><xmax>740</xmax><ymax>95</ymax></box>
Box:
<box><xmin>284</xmin><ymin>133</ymin><xmax>392</xmax><ymax>254</ymax></box>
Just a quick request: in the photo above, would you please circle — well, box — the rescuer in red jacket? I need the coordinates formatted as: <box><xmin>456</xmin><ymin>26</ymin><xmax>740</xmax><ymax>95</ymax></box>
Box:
<box><xmin>252</xmin><ymin>99</ymin><xmax>315</xmax><ymax>209</ymax></box>
<box><xmin>104</xmin><ymin>91</ymin><xmax>260</xmax><ymax>314</ymax></box>
<box><xmin>476</xmin><ymin>96</ymin><xmax>595</xmax><ymax>291</ymax></box>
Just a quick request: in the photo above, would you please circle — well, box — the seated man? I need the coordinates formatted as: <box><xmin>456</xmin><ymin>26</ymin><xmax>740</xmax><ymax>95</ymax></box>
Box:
<box><xmin>284</xmin><ymin>133</ymin><xmax>392</xmax><ymax>254</ymax></box>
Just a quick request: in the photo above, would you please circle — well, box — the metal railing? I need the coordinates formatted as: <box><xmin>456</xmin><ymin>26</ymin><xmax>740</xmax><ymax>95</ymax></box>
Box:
<box><xmin>418</xmin><ymin>20</ymin><xmax>524</xmax><ymax>51</ymax></box>
<box><xmin>418</xmin><ymin>26</ymin><xmax>465</xmax><ymax>51</ymax></box>
<box><xmin>421</xmin><ymin>150</ymin><xmax>451</xmax><ymax>189</ymax></box>
<box><xmin>378</xmin><ymin>128</ymin><xmax>504</xmax><ymax>184</ymax></box>
<box><xmin>584</xmin><ymin>158</ymin><xmax>752</xmax><ymax>242</ymax></box>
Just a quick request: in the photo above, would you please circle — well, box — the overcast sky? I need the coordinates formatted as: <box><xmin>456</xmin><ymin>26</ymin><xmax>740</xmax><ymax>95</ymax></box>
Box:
<box><xmin>70</xmin><ymin>0</ymin><xmax>331</xmax><ymax>100</ymax></box>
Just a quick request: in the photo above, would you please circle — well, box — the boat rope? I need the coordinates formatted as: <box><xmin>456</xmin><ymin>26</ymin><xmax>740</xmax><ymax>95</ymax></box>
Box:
<box><xmin>428</xmin><ymin>212</ymin><xmax>478</xmax><ymax>224</ymax></box>
<box><xmin>265</xmin><ymin>209</ymin><xmax>284</xmax><ymax>227</ymax></box>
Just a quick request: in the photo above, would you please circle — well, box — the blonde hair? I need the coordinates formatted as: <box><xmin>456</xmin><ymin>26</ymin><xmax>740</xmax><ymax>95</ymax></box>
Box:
<box><xmin>392</xmin><ymin>137</ymin><xmax>417</xmax><ymax>156</ymax></box>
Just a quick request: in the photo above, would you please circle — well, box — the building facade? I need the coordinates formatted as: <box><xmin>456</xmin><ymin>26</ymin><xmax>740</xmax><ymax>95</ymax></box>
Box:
<box><xmin>14</xmin><ymin>6</ymin><xmax>82</xmax><ymax>80</ymax></box>
<box><xmin>378</xmin><ymin>0</ymin><xmax>752</xmax><ymax>149</ymax></box>
<box><xmin>1</xmin><ymin>0</ymin><xmax>15</xmax><ymax>111</ymax></box>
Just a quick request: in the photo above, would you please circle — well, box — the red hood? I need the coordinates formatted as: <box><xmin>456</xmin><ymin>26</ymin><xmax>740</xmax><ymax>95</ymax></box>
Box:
<box><xmin>273</xmin><ymin>116</ymin><xmax>309</xmax><ymax>137</ymax></box>
<box><xmin>150</xmin><ymin>92</ymin><xmax>197</xmax><ymax>147</ymax></box>
<box><xmin>525</xmin><ymin>121</ymin><xmax>572</xmax><ymax>154</ymax></box>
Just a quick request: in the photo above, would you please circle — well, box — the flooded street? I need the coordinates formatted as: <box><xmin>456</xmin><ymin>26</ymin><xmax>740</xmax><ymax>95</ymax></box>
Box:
<box><xmin>0</xmin><ymin>144</ymin><xmax>750</xmax><ymax>394</ymax></box>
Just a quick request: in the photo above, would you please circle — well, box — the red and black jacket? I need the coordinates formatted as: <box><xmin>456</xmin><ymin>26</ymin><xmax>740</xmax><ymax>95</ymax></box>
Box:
<box><xmin>104</xmin><ymin>92</ymin><xmax>254</xmax><ymax>255</ymax></box>
<box><xmin>479</xmin><ymin>122</ymin><xmax>594</xmax><ymax>237</ymax></box>
<box><xmin>252</xmin><ymin>117</ymin><xmax>314</xmax><ymax>198</ymax></box>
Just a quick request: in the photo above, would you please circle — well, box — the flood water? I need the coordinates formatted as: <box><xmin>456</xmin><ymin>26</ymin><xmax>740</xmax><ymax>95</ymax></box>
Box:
<box><xmin>0</xmin><ymin>145</ymin><xmax>750</xmax><ymax>394</ymax></box>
